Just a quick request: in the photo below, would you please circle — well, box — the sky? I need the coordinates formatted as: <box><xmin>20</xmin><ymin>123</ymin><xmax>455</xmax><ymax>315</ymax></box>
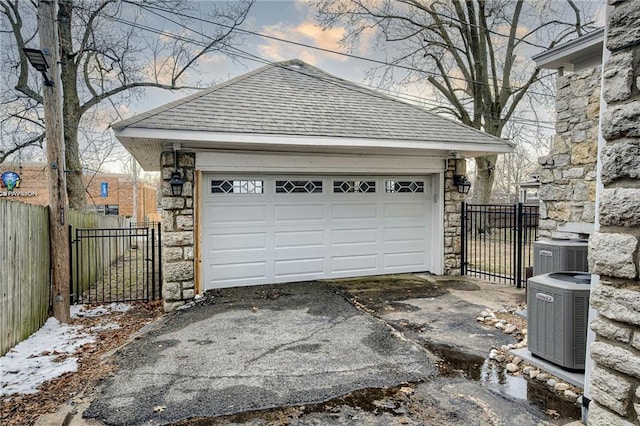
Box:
<box><xmin>119</xmin><ymin>0</ymin><xmax>605</xmax><ymax>133</ymax></box>
<box><xmin>0</xmin><ymin>0</ymin><xmax>605</xmax><ymax>171</ymax></box>
<box><xmin>127</xmin><ymin>0</ymin><xmax>384</xmax><ymax>116</ymax></box>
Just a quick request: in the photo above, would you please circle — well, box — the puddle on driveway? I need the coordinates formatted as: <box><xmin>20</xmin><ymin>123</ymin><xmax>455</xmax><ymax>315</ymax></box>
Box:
<box><xmin>425</xmin><ymin>341</ymin><xmax>581</xmax><ymax>421</ymax></box>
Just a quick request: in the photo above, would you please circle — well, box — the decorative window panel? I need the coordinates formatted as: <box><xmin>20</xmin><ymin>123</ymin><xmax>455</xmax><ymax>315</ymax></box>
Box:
<box><xmin>275</xmin><ymin>180</ymin><xmax>322</xmax><ymax>193</ymax></box>
<box><xmin>384</xmin><ymin>180</ymin><xmax>424</xmax><ymax>193</ymax></box>
<box><xmin>333</xmin><ymin>180</ymin><xmax>376</xmax><ymax>193</ymax></box>
<box><xmin>211</xmin><ymin>179</ymin><xmax>264</xmax><ymax>194</ymax></box>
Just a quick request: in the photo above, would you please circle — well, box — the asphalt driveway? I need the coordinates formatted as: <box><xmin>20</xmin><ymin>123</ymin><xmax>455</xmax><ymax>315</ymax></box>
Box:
<box><xmin>85</xmin><ymin>282</ymin><xmax>438</xmax><ymax>425</ymax></box>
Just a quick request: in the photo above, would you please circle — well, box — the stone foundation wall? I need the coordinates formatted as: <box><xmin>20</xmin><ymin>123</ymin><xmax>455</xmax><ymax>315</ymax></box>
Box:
<box><xmin>444</xmin><ymin>159</ymin><xmax>466</xmax><ymax>275</ymax></box>
<box><xmin>538</xmin><ymin>66</ymin><xmax>600</xmax><ymax>240</ymax></box>
<box><xmin>588</xmin><ymin>1</ymin><xmax>640</xmax><ymax>424</ymax></box>
<box><xmin>160</xmin><ymin>151</ymin><xmax>195</xmax><ymax>311</ymax></box>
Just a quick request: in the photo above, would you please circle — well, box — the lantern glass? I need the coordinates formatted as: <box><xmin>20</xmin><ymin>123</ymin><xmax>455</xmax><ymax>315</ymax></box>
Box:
<box><xmin>169</xmin><ymin>171</ymin><xmax>184</xmax><ymax>196</ymax></box>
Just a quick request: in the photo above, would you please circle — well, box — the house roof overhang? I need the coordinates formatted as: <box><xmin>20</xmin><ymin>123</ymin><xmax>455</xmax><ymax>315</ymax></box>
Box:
<box><xmin>113</xmin><ymin>59</ymin><xmax>514</xmax><ymax>170</ymax></box>
<box><xmin>533</xmin><ymin>28</ymin><xmax>605</xmax><ymax>72</ymax></box>
<box><xmin>116</xmin><ymin>128</ymin><xmax>514</xmax><ymax>171</ymax></box>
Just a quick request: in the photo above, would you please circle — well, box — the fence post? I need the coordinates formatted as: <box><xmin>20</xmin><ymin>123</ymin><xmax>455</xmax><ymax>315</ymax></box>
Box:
<box><xmin>460</xmin><ymin>201</ymin><xmax>466</xmax><ymax>276</ymax></box>
<box><xmin>151</xmin><ymin>227</ymin><xmax>156</xmax><ymax>301</ymax></box>
<box><xmin>515</xmin><ymin>203</ymin><xmax>524</xmax><ymax>288</ymax></box>
<box><xmin>68</xmin><ymin>224</ymin><xmax>74</xmax><ymax>304</ymax></box>
<box><xmin>157</xmin><ymin>222</ymin><xmax>162</xmax><ymax>299</ymax></box>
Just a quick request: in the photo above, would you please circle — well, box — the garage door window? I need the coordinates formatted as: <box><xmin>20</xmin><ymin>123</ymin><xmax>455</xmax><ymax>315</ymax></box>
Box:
<box><xmin>275</xmin><ymin>180</ymin><xmax>323</xmax><ymax>193</ymax></box>
<box><xmin>211</xmin><ymin>179</ymin><xmax>264</xmax><ymax>194</ymax></box>
<box><xmin>384</xmin><ymin>180</ymin><xmax>424</xmax><ymax>193</ymax></box>
<box><xmin>333</xmin><ymin>180</ymin><xmax>376</xmax><ymax>193</ymax></box>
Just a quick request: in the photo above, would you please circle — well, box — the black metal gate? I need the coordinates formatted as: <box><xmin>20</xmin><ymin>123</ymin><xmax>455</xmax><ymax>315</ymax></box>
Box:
<box><xmin>461</xmin><ymin>203</ymin><xmax>539</xmax><ymax>288</ymax></box>
<box><xmin>69</xmin><ymin>223</ymin><xmax>162</xmax><ymax>304</ymax></box>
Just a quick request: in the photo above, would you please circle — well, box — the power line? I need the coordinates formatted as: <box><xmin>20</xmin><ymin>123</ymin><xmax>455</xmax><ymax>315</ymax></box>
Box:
<box><xmin>128</xmin><ymin>1</ymin><xmax>557</xmax><ymax>98</ymax></box>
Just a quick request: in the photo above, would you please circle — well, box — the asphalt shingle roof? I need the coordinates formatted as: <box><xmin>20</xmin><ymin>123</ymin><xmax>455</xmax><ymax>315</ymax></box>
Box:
<box><xmin>113</xmin><ymin>59</ymin><xmax>508</xmax><ymax>147</ymax></box>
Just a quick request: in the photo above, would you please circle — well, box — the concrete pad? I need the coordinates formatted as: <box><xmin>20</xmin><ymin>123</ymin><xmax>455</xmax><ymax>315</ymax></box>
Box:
<box><xmin>85</xmin><ymin>282</ymin><xmax>437</xmax><ymax>425</ymax></box>
<box><xmin>334</xmin><ymin>275</ymin><xmax>525</xmax><ymax>358</ymax></box>
<box><xmin>511</xmin><ymin>347</ymin><xmax>585</xmax><ymax>388</ymax></box>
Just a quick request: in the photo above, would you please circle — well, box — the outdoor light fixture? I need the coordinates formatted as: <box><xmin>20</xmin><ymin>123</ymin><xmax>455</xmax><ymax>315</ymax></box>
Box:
<box><xmin>452</xmin><ymin>159</ymin><xmax>472</xmax><ymax>194</ymax></box>
<box><xmin>22</xmin><ymin>48</ymin><xmax>55</xmax><ymax>87</ymax></box>
<box><xmin>169</xmin><ymin>149</ymin><xmax>184</xmax><ymax>197</ymax></box>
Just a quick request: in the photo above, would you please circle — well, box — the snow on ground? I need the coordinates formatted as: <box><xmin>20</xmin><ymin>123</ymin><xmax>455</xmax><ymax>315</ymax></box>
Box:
<box><xmin>0</xmin><ymin>303</ymin><xmax>130</xmax><ymax>397</ymax></box>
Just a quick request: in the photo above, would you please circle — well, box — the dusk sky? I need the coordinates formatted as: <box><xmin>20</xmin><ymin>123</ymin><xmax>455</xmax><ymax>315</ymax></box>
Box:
<box><xmin>129</xmin><ymin>0</ymin><xmax>388</xmax><ymax>117</ymax></box>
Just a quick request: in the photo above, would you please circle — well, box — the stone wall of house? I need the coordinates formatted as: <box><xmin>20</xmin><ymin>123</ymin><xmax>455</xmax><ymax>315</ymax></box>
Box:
<box><xmin>444</xmin><ymin>159</ymin><xmax>466</xmax><ymax>275</ymax></box>
<box><xmin>160</xmin><ymin>151</ymin><xmax>195</xmax><ymax>311</ymax></box>
<box><xmin>538</xmin><ymin>66</ymin><xmax>600</xmax><ymax>240</ymax></box>
<box><xmin>587</xmin><ymin>1</ymin><xmax>640</xmax><ymax>424</ymax></box>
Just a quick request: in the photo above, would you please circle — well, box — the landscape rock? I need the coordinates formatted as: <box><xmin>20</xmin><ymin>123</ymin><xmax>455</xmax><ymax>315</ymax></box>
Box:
<box><xmin>504</xmin><ymin>325</ymin><xmax>517</xmax><ymax>334</ymax></box>
<box><xmin>536</xmin><ymin>373</ymin><xmax>551</xmax><ymax>382</ymax></box>
<box><xmin>564</xmin><ymin>390</ymin><xmax>578</xmax><ymax>401</ymax></box>
<box><xmin>506</xmin><ymin>363</ymin><xmax>519</xmax><ymax>373</ymax></box>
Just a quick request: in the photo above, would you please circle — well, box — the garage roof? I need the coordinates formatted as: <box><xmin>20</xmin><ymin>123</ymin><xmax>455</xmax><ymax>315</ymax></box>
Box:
<box><xmin>113</xmin><ymin>59</ymin><xmax>513</xmax><ymax>170</ymax></box>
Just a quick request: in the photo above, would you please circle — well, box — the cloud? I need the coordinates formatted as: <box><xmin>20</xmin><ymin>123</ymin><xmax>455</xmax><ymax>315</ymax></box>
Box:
<box><xmin>256</xmin><ymin>20</ymin><xmax>348</xmax><ymax>65</ymax></box>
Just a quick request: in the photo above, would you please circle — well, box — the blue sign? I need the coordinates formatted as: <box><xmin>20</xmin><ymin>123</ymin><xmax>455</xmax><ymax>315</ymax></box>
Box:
<box><xmin>100</xmin><ymin>182</ymin><xmax>108</xmax><ymax>197</ymax></box>
<box><xmin>1</xmin><ymin>171</ymin><xmax>21</xmax><ymax>191</ymax></box>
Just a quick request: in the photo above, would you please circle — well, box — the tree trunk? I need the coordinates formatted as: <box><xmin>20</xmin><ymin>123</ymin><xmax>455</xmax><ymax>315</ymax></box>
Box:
<box><xmin>63</xmin><ymin>113</ymin><xmax>85</xmax><ymax>210</ymax></box>
<box><xmin>58</xmin><ymin>0</ymin><xmax>85</xmax><ymax>210</ymax></box>
<box><xmin>473</xmin><ymin>154</ymin><xmax>498</xmax><ymax>204</ymax></box>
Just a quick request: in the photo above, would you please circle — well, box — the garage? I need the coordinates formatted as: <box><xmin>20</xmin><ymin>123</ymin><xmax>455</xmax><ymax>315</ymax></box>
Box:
<box><xmin>201</xmin><ymin>175</ymin><xmax>435</xmax><ymax>289</ymax></box>
<box><xmin>112</xmin><ymin>58</ymin><xmax>513</xmax><ymax>307</ymax></box>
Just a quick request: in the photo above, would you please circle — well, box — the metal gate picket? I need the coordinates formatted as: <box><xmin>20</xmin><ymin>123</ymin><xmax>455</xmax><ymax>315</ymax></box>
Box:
<box><xmin>461</xmin><ymin>203</ymin><xmax>539</xmax><ymax>288</ymax></box>
<box><xmin>69</xmin><ymin>223</ymin><xmax>161</xmax><ymax>304</ymax></box>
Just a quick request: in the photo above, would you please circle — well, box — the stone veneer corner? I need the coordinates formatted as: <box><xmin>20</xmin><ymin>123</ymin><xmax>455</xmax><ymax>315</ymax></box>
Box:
<box><xmin>588</xmin><ymin>0</ymin><xmax>640</xmax><ymax>423</ymax></box>
<box><xmin>160</xmin><ymin>151</ymin><xmax>195</xmax><ymax>312</ymax></box>
<box><xmin>443</xmin><ymin>159</ymin><xmax>467</xmax><ymax>276</ymax></box>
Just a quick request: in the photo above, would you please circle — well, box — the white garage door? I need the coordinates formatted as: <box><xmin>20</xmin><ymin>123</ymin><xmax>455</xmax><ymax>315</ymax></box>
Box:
<box><xmin>200</xmin><ymin>175</ymin><xmax>434</xmax><ymax>289</ymax></box>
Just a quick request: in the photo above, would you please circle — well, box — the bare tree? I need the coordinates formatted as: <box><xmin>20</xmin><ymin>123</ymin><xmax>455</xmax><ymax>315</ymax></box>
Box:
<box><xmin>314</xmin><ymin>0</ymin><xmax>597</xmax><ymax>202</ymax></box>
<box><xmin>1</xmin><ymin>0</ymin><xmax>253</xmax><ymax>208</ymax></box>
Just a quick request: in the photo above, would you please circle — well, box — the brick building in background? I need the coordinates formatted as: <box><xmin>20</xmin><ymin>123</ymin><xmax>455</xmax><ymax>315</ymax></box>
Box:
<box><xmin>0</xmin><ymin>164</ymin><xmax>160</xmax><ymax>222</ymax></box>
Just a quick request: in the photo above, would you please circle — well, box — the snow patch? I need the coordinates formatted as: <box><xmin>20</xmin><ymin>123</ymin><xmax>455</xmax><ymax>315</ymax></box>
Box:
<box><xmin>71</xmin><ymin>302</ymin><xmax>131</xmax><ymax>318</ymax></box>
<box><xmin>1</xmin><ymin>303</ymin><xmax>132</xmax><ymax>396</ymax></box>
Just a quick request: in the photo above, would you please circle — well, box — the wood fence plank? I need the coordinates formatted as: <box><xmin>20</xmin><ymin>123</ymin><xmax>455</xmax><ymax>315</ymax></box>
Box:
<box><xmin>1</xmin><ymin>202</ymin><xmax>126</xmax><ymax>355</ymax></box>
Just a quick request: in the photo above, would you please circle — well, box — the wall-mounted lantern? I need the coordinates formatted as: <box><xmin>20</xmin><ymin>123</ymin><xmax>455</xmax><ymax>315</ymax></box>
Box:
<box><xmin>169</xmin><ymin>149</ymin><xmax>184</xmax><ymax>197</ymax></box>
<box><xmin>453</xmin><ymin>159</ymin><xmax>471</xmax><ymax>194</ymax></box>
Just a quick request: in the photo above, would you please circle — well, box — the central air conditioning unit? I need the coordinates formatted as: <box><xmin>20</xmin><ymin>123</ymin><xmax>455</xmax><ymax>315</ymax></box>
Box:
<box><xmin>527</xmin><ymin>272</ymin><xmax>591</xmax><ymax>370</ymax></box>
<box><xmin>533</xmin><ymin>239</ymin><xmax>588</xmax><ymax>276</ymax></box>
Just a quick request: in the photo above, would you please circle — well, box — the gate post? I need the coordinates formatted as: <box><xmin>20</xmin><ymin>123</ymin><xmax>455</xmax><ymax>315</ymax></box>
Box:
<box><xmin>460</xmin><ymin>202</ymin><xmax>466</xmax><ymax>275</ymax></box>
<box><xmin>151</xmin><ymin>228</ymin><xmax>156</xmax><ymax>301</ymax></box>
<box><xmin>68</xmin><ymin>224</ymin><xmax>74</xmax><ymax>304</ymax></box>
<box><xmin>515</xmin><ymin>203</ymin><xmax>524</xmax><ymax>288</ymax></box>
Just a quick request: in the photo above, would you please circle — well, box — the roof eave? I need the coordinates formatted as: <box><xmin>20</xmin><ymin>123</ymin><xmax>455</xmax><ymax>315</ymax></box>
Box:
<box><xmin>533</xmin><ymin>28</ymin><xmax>605</xmax><ymax>71</ymax></box>
<box><xmin>115</xmin><ymin>128</ymin><xmax>513</xmax><ymax>172</ymax></box>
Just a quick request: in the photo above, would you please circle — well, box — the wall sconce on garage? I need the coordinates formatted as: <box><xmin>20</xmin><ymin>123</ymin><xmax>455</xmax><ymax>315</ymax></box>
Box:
<box><xmin>450</xmin><ymin>157</ymin><xmax>471</xmax><ymax>194</ymax></box>
<box><xmin>169</xmin><ymin>148</ymin><xmax>184</xmax><ymax>197</ymax></box>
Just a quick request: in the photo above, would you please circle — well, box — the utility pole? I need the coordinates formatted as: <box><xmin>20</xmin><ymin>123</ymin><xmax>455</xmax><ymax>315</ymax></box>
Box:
<box><xmin>39</xmin><ymin>0</ymin><xmax>70</xmax><ymax>323</ymax></box>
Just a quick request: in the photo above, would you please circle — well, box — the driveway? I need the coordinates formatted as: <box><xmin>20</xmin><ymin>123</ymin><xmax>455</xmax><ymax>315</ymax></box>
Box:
<box><xmin>85</xmin><ymin>281</ymin><xmax>437</xmax><ymax>425</ymax></box>
<box><xmin>84</xmin><ymin>275</ymin><xmax>565</xmax><ymax>426</ymax></box>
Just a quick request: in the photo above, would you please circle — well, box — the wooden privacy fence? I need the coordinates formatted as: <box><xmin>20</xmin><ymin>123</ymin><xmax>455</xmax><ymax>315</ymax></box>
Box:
<box><xmin>0</xmin><ymin>202</ymin><xmax>128</xmax><ymax>356</ymax></box>
<box><xmin>0</xmin><ymin>201</ymin><xmax>50</xmax><ymax>356</ymax></box>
